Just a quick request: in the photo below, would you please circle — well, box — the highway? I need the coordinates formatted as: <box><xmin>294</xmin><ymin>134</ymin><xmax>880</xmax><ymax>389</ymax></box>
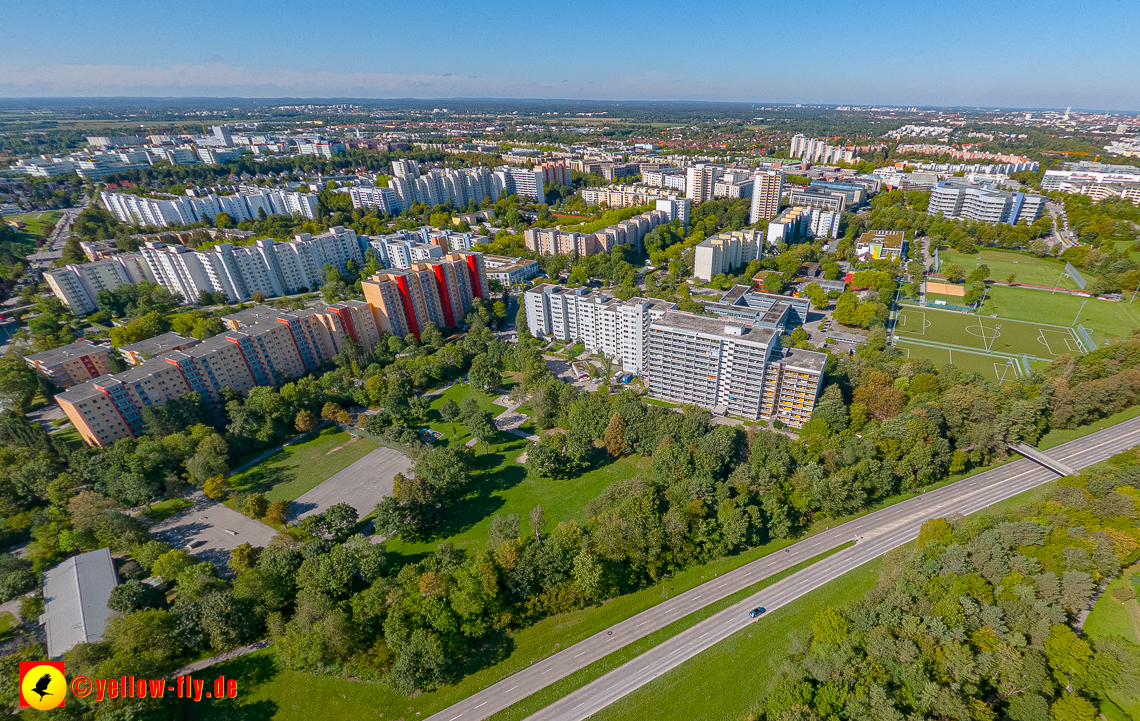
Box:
<box><xmin>424</xmin><ymin>416</ymin><xmax>1140</xmax><ymax>721</ymax></box>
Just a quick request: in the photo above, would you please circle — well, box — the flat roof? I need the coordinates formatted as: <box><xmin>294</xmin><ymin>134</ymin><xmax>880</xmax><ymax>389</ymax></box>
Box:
<box><xmin>41</xmin><ymin>548</ymin><xmax>119</xmax><ymax>658</ymax></box>
<box><xmin>779</xmin><ymin>347</ymin><xmax>828</xmax><ymax>372</ymax></box>
<box><xmin>651</xmin><ymin>311</ymin><xmax>776</xmax><ymax>343</ymax></box>
<box><xmin>26</xmin><ymin>339</ymin><xmax>109</xmax><ymax>367</ymax></box>
<box><xmin>118</xmin><ymin>331</ymin><xmax>198</xmax><ymax>356</ymax></box>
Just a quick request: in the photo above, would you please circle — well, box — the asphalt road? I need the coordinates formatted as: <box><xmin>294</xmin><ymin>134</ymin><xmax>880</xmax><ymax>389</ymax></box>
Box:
<box><xmin>424</xmin><ymin>416</ymin><xmax>1140</xmax><ymax>721</ymax></box>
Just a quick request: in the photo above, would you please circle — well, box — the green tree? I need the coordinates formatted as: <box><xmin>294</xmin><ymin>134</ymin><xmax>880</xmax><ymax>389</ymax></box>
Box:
<box><xmin>468</xmin><ymin>353</ymin><xmax>501</xmax><ymax>392</ymax></box>
<box><xmin>241</xmin><ymin>492</ymin><xmax>269</xmax><ymax>520</ymax></box>
<box><xmin>942</xmin><ymin>262</ymin><xmax>966</xmax><ymax>283</ymax></box>
<box><xmin>604</xmin><ymin>412</ymin><xmax>626</xmax><ymax>457</ymax></box>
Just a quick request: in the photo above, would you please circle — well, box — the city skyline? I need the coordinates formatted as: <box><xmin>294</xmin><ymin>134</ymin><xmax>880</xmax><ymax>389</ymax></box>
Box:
<box><xmin>2</xmin><ymin>0</ymin><xmax>1139</xmax><ymax>110</ymax></box>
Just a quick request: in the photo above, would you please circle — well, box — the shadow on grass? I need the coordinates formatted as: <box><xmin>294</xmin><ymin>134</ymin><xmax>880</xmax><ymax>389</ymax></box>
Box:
<box><xmin>430</xmin><ymin>435</ymin><xmax>529</xmax><ymax>539</ymax></box>
<box><xmin>230</xmin><ymin>464</ymin><xmax>292</xmax><ymax>495</ymax></box>
<box><xmin>177</xmin><ymin>653</ymin><xmax>279</xmax><ymax>719</ymax></box>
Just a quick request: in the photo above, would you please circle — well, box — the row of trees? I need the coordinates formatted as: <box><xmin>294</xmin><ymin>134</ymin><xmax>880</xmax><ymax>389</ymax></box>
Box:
<box><xmin>764</xmin><ymin>454</ymin><xmax>1140</xmax><ymax>720</ymax></box>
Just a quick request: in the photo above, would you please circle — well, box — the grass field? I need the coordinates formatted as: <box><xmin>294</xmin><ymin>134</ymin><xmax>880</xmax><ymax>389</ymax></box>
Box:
<box><xmin>225</xmin><ymin>427</ymin><xmax>378</xmax><ymax>505</ymax></box>
<box><xmin>7</xmin><ymin>210</ymin><xmax>62</xmax><ymax>239</ymax></box>
<box><xmin>938</xmin><ymin>248</ymin><xmax>1080</xmax><ymax>289</ymax></box>
<box><xmin>145</xmin><ymin>497</ymin><xmax>192</xmax><ymax>523</ymax></box>
<box><xmin>980</xmin><ymin>284</ymin><xmax>1140</xmax><ymax>347</ymax></box>
<box><xmin>1083</xmin><ymin>564</ymin><xmax>1140</xmax><ymax>718</ymax></box>
<box><xmin>894</xmin><ymin>304</ymin><xmax>1081</xmax><ymax>383</ymax></box>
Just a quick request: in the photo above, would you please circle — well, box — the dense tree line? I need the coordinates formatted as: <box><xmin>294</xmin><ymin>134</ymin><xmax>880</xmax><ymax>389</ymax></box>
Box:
<box><xmin>762</xmin><ymin>453</ymin><xmax>1140</xmax><ymax>721</ymax></box>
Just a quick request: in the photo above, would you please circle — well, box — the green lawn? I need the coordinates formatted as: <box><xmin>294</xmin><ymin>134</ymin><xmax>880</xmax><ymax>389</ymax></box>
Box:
<box><xmin>1084</xmin><ymin>564</ymin><xmax>1140</xmax><ymax>718</ymax></box>
<box><xmin>980</xmin><ymin>284</ymin><xmax>1140</xmax><ymax>347</ymax></box>
<box><xmin>7</xmin><ymin>210</ymin><xmax>61</xmax><ymax>239</ymax></box>
<box><xmin>1039</xmin><ymin>405</ymin><xmax>1140</xmax><ymax>449</ymax></box>
<box><xmin>0</xmin><ymin>611</ymin><xmax>17</xmax><ymax>633</ymax></box>
<box><xmin>225</xmin><ymin>428</ymin><xmax>378</xmax><ymax>504</ymax></box>
<box><xmin>50</xmin><ymin>425</ymin><xmax>86</xmax><ymax>452</ymax></box>
<box><xmin>938</xmin><ymin>248</ymin><xmax>1078</xmax><ymax>289</ymax></box>
<box><xmin>146</xmin><ymin>497</ymin><xmax>192</xmax><ymax>523</ymax></box>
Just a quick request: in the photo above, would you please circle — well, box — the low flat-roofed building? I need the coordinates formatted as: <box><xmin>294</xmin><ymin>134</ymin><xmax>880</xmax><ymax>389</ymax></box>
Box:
<box><xmin>118</xmin><ymin>331</ymin><xmax>201</xmax><ymax>366</ymax></box>
<box><xmin>700</xmin><ymin>285</ymin><xmax>811</xmax><ymax>330</ymax></box>
<box><xmin>25</xmin><ymin>339</ymin><xmax>114</xmax><ymax>388</ymax></box>
<box><xmin>41</xmin><ymin>548</ymin><xmax>119</xmax><ymax>658</ymax></box>
<box><xmin>855</xmin><ymin>230</ymin><xmax>908</xmax><ymax>262</ymax></box>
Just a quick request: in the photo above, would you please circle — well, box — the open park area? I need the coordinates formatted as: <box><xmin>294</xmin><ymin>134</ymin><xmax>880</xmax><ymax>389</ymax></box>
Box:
<box><xmin>937</xmin><ymin>248</ymin><xmax>1083</xmax><ymax>289</ymax></box>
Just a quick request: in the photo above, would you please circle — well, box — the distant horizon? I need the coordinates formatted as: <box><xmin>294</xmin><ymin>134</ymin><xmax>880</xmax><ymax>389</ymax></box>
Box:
<box><xmin>4</xmin><ymin>0</ymin><xmax>1138</xmax><ymax>111</ymax></box>
<box><xmin>0</xmin><ymin>96</ymin><xmax>1137</xmax><ymax>116</ymax></box>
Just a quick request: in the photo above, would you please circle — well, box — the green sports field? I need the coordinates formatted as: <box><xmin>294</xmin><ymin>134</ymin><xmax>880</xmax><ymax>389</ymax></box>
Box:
<box><xmin>893</xmin><ymin>305</ymin><xmax>1085</xmax><ymax>383</ymax></box>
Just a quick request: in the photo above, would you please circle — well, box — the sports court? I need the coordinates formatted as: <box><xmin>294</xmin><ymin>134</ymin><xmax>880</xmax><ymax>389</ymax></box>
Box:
<box><xmin>892</xmin><ymin>305</ymin><xmax>1085</xmax><ymax>384</ymax></box>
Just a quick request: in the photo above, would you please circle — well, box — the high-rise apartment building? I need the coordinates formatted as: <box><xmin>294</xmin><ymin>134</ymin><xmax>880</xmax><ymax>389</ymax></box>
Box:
<box><xmin>25</xmin><ymin>340</ymin><xmax>115</xmax><ymax>388</ymax></box>
<box><xmin>523</xmin><ymin>285</ymin><xmax>675</xmax><ymax>373</ymax></box>
<box><xmin>646</xmin><ymin>312</ymin><xmax>825</xmax><ymax>426</ymax></box>
<box><xmin>928</xmin><ymin>180</ymin><xmax>1044</xmax><ymax>225</ymax></box>
<box><xmin>134</xmin><ymin>226</ymin><xmax>363</xmax><ymax>304</ymax></box>
<box><xmin>788</xmin><ymin>186</ymin><xmax>847</xmax><ymax>213</ymax></box>
<box><xmin>101</xmin><ymin>189</ymin><xmax>319</xmax><ymax>227</ymax></box>
<box><xmin>55</xmin><ymin>305</ymin><xmax>358</xmax><ymax>446</ymax></box>
<box><xmin>685</xmin><ymin>165</ymin><xmax>720</xmax><ymax>203</ymax></box>
<box><xmin>692</xmin><ymin>229</ymin><xmax>764</xmax><ymax>282</ymax></box>
<box><xmin>44</xmin><ymin>254</ymin><xmax>155</xmax><ymax>314</ymax></box>
<box><xmin>524</xmin><ymin>209</ymin><xmax>668</xmax><ymax>256</ymax></box>
<box><xmin>361</xmin><ymin>250</ymin><xmax>486</xmax><ymax>338</ymax></box>
<box><xmin>655</xmin><ymin>195</ymin><xmax>691</xmax><ymax>227</ymax></box>
<box><xmin>749</xmin><ymin>170</ymin><xmax>784</xmax><ymax>223</ymax></box>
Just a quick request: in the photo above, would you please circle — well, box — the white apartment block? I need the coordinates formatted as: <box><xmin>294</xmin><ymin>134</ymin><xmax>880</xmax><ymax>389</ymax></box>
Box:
<box><xmin>693</xmin><ymin>229</ymin><xmax>764</xmax><ymax>282</ymax></box>
<box><xmin>138</xmin><ymin>226</ymin><xmax>363</xmax><ymax>303</ymax></box>
<box><xmin>686</xmin><ymin>165</ymin><xmax>720</xmax><ymax>203</ymax></box>
<box><xmin>101</xmin><ymin>189</ymin><xmax>319</xmax><ymax>227</ymax></box>
<box><xmin>928</xmin><ymin>181</ymin><xmax>1044</xmax><ymax>225</ymax></box>
<box><xmin>523</xmin><ymin>285</ymin><xmax>675</xmax><ymax>374</ymax></box>
<box><xmin>643</xmin><ymin>168</ymin><xmax>687</xmax><ymax>192</ymax></box>
<box><xmin>646</xmin><ymin>312</ymin><xmax>825</xmax><ymax>426</ymax></box>
<box><xmin>44</xmin><ymin>255</ymin><xmax>156</xmax><ymax>314</ymax></box>
<box><xmin>749</xmin><ymin>170</ymin><xmax>784</xmax><ymax>223</ymax></box>
<box><xmin>789</xmin><ymin>135</ymin><xmax>856</xmax><ymax>165</ymax></box>
<box><xmin>655</xmin><ymin>195</ymin><xmax>691</xmax><ymax>227</ymax></box>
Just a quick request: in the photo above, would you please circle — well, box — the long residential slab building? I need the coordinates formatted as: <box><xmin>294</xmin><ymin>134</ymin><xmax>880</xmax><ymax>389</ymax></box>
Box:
<box><xmin>55</xmin><ymin>302</ymin><xmax>380</xmax><ymax>447</ymax></box>
<box><xmin>101</xmin><ymin>188</ymin><xmax>320</xmax><ymax>227</ymax></box>
<box><xmin>525</xmin><ymin>284</ymin><xmax>825</xmax><ymax>426</ymax></box>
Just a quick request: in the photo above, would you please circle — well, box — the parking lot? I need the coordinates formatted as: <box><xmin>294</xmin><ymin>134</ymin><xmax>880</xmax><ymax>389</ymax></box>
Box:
<box><xmin>290</xmin><ymin>445</ymin><xmax>413</xmax><ymax>521</ymax></box>
<box><xmin>150</xmin><ymin>492</ymin><xmax>277</xmax><ymax>569</ymax></box>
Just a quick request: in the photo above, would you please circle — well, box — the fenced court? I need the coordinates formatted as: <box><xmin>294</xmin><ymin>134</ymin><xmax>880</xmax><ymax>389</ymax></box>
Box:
<box><xmin>892</xmin><ymin>305</ymin><xmax>1085</xmax><ymax>384</ymax></box>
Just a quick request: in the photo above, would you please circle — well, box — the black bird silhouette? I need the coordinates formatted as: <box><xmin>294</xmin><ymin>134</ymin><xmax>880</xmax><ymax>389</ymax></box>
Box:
<box><xmin>32</xmin><ymin>673</ymin><xmax>53</xmax><ymax>701</ymax></box>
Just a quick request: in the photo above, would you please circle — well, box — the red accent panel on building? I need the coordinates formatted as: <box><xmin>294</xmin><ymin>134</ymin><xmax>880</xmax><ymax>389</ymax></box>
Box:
<box><xmin>333</xmin><ymin>307</ymin><xmax>359</xmax><ymax>343</ymax></box>
<box><xmin>277</xmin><ymin>317</ymin><xmax>305</xmax><ymax>360</ymax></box>
<box><xmin>431</xmin><ymin>266</ymin><xmax>455</xmax><ymax>328</ymax></box>
<box><xmin>393</xmin><ymin>276</ymin><xmax>420</xmax><ymax>338</ymax></box>
<box><xmin>79</xmin><ymin>354</ymin><xmax>99</xmax><ymax>377</ymax></box>
<box><xmin>225</xmin><ymin>335</ymin><xmax>261</xmax><ymax>386</ymax></box>
<box><xmin>95</xmin><ymin>385</ymin><xmax>136</xmax><ymax>438</ymax></box>
<box><xmin>465</xmin><ymin>255</ymin><xmax>483</xmax><ymax>299</ymax></box>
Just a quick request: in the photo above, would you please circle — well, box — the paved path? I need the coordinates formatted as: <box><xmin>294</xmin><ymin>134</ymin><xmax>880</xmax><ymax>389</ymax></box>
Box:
<box><xmin>291</xmin><ymin>445</ymin><xmax>412</xmax><ymax>521</ymax></box>
<box><xmin>423</xmin><ymin>417</ymin><xmax>1140</xmax><ymax>721</ymax></box>
<box><xmin>173</xmin><ymin>640</ymin><xmax>271</xmax><ymax>676</ymax></box>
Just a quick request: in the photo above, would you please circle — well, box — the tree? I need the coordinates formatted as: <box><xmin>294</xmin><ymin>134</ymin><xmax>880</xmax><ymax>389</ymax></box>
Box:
<box><xmin>68</xmin><ymin>490</ymin><xmax>119</xmax><ymax>532</ymax></box>
<box><xmin>227</xmin><ymin>543</ymin><xmax>261</xmax><ymax>575</ymax></box>
<box><xmin>966</xmin><ymin>264</ymin><xmax>991</xmax><ymax>284</ymax></box>
<box><xmin>264</xmin><ymin>499</ymin><xmax>291</xmax><ymax>527</ymax></box>
<box><xmin>466</xmin><ymin>409</ymin><xmax>498</xmax><ymax>452</ymax></box>
<box><xmin>187</xmin><ymin>433</ymin><xmax>229</xmax><ymax>483</ymax></box>
<box><xmin>151</xmin><ymin>550</ymin><xmax>193</xmax><ymax>583</ymax></box>
<box><xmin>439</xmin><ymin>398</ymin><xmax>461</xmax><ymax>436</ymax></box>
<box><xmin>295</xmin><ymin>409</ymin><xmax>318</xmax><ymax>432</ymax></box>
<box><xmin>604</xmin><ymin>412</ymin><xmax>626</xmax><ymax>457</ymax></box>
<box><xmin>242</xmin><ymin>492</ymin><xmax>269</xmax><ymax>520</ymax></box>
<box><xmin>203</xmin><ymin>474</ymin><xmax>227</xmax><ymax>500</ymax></box>
<box><xmin>0</xmin><ymin>357</ymin><xmax>43</xmax><ymax>412</ymax></box>
<box><xmin>321</xmin><ymin>402</ymin><xmax>344</xmax><ymax>420</ymax></box>
<box><xmin>942</xmin><ymin>263</ymin><xmax>966</xmax><ymax>283</ymax></box>
<box><xmin>108</xmin><ymin>578</ymin><xmax>166</xmax><ymax>612</ymax></box>
<box><xmin>468</xmin><ymin>353</ymin><xmax>501</xmax><ymax>393</ymax></box>
<box><xmin>322</xmin><ymin>503</ymin><xmax>359</xmax><ymax>542</ymax></box>
<box><xmin>1050</xmin><ymin>694</ymin><xmax>1096</xmax><ymax>721</ymax></box>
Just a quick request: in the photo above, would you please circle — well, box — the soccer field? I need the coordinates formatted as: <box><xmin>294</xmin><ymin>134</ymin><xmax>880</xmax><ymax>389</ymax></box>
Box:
<box><xmin>893</xmin><ymin>305</ymin><xmax>1085</xmax><ymax>383</ymax></box>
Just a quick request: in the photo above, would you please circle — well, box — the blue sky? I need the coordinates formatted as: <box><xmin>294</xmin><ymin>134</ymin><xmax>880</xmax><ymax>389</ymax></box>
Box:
<box><xmin>2</xmin><ymin>0</ymin><xmax>1139</xmax><ymax>109</ymax></box>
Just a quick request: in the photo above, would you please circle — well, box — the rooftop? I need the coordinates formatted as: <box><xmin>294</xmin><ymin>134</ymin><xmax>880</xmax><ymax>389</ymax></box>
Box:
<box><xmin>778</xmin><ymin>347</ymin><xmax>828</xmax><ymax>373</ymax></box>
<box><xmin>41</xmin><ymin>548</ymin><xmax>119</xmax><ymax>658</ymax></box>
<box><xmin>651</xmin><ymin>311</ymin><xmax>776</xmax><ymax>343</ymax></box>
<box><xmin>26</xmin><ymin>339</ymin><xmax>110</xmax><ymax>367</ymax></box>
<box><xmin>118</xmin><ymin>331</ymin><xmax>198</xmax><ymax>357</ymax></box>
